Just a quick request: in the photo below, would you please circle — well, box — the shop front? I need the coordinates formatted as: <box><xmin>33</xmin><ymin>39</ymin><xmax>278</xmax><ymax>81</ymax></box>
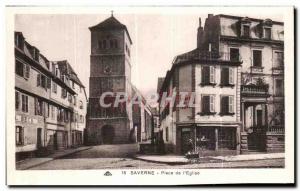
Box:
<box><xmin>180</xmin><ymin>125</ymin><xmax>239</xmax><ymax>156</ymax></box>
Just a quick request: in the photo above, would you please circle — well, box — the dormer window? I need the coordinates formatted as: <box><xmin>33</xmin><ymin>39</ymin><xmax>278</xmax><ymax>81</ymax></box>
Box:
<box><xmin>263</xmin><ymin>27</ymin><xmax>272</xmax><ymax>40</ymax></box>
<box><xmin>239</xmin><ymin>17</ymin><xmax>251</xmax><ymax>38</ymax></box>
<box><xmin>261</xmin><ymin>19</ymin><xmax>273</xmax><ymax>40</ymax></box>
<box><xmin>242</xmin><ymin>24</ymin><xmax>250</xmax><ymax>38</ymax></box>
<box><xmin>15</xmin><ymin>33</ymin><xmax>24</xmax><ymax>50</ymax></box>
<box><xmin>33</xmin><ymin>48</ymin><xmax>39</xmax><ymax>61</ymax></box>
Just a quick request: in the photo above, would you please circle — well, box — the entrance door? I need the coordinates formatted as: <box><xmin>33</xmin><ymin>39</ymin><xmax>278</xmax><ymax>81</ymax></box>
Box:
<box><xmin>37</xmin><ymin>128</ymin><xmax>42</xmax><ymax>148</ymax></box>
<box><xmin>102</xmin><ymin>125</ymin><xmax>114</xmax><ymax>144</ymax></box>
<box><xmin>181</xmin><ymin>128</ymin><xmax>193</xmax><ymax>154</ymax></box>
<box><xmin>257</xmin><ymin>110</ymin><xmax>263</xmax><ymax>127</ymax></box>
<box><xmin>248</xmin><ymin>109</ymin><xmax>265</xmax><ymax>151</ymax></box>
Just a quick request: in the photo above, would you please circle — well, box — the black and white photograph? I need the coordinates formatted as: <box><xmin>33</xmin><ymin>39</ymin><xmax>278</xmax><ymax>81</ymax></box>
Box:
<box><xmin>5</xmin><ymin>5</ymin><xmax>295</xmax><ymax>185</ymax></box>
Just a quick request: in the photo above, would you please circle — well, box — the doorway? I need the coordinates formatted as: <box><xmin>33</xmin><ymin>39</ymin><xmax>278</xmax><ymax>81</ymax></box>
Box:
<box><xmin>37</xmin><ymin>128</ymin><xmax>42</xmax><ymax>148</ymax></box>
<box><xmin>101</xmin><ymin>125</ymin><xmax>115</xmax><ymax>144</ymax></box>
<box><xmin>181</xmin><ymin>128</ymin><xmax>193</xmax><ymax>154</ymax></box>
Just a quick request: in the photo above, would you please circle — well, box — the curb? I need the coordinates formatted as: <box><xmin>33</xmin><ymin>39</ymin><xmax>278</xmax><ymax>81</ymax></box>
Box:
<box><xmin>134</xmin><ymin>155</ymin><xmax>285</xmax><ymax>165</ymax></box>
<box><xmin>133</xmin><ymin>156</ymin><xmax>189</xmax><ymax>165</ymax></box>
<box><xmin>18</xmin><ymin>147</ymin><xmax>92</xmax><ymax>170</ymax></box>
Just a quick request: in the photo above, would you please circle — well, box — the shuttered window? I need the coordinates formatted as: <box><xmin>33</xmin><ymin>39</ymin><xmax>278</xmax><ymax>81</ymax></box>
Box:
<box><xmin>209</xmin><ymin>66</ymin><xmax>215</xmax><ymax>83</ymax></box>
<box><xmin>37</xmin><ymin>73</ymin><xmax>41</xmax><ymax>86</ymax></box>
<box><xmin>202</xmin><ymin>66</ymin><xmax>215</xmax><ymax>85</ymax></box>
<box><xmin>15</xmin><ymin>91</ymin><xmax>20</xmax><ymax>110</ymax></box>
<box><xmin>21</xmin><ymin>94</ymin><xmax>28</xmax><ymax>113</ymax></box>
<box><xmin>47</xmin><ymin>77</ymin><xmax>51</xmax><ymax>89</ymax></box>
<box><xmin>221</xmin><ymin>68</ymin><xmax>229</xmax><ymax>85</ymax></box>
<box><xmin>35</xmin><ymin>98</ymin><xmax>44</xmax><ymax>116</ymax></box>
<box><xmin>221</xmin><ymin>95</ymin><xmax>234</xmax><ymax>114</ymax></box>
<box><xmin>52</xmin><ymin>82</ymin><xmax>57</xmax><ymax>93</ymax></box>
<box><xmin>221</xmin><ymin>68</ymin><xmax>234</xmax><ymax>85</ymax></box>
<box><xmin>229</xmin><ymin>96</ymin><xmax>234</xmax><ymax>113</ymax></box>
<box><xmin>229</xmin><ymin>68</ymin><xmax>234</xmax><ymax>84</ymax></box>
<box><xmin>25</xmin><ymin>65</ymin><xmax>30</xmax><ymax>79</ymax></box>
<box><xmin>202</xmin><ymin>95</ymin><xmax>215</xmax><ymax>113</ymax></box>
<box><xmin>210</xmin><ymin>95</ymin><xmax>215</xmax><ymax>112</ymax></box>
<box><xmin>16</xmin><ymin>126</ymin><xmax>24</xmax><ymax>145</ymax></box>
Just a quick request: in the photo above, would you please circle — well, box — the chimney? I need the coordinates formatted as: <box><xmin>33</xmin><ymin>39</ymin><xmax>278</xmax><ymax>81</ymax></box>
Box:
<box><xmin>197</xmin><ymin>17</ymin><xmax>204</xmax><ymax>48</ymax></box>
<box><xmin>208</xmin><ymin>14</ymin><xmax>213</xmax><ymax>18</ymax></box>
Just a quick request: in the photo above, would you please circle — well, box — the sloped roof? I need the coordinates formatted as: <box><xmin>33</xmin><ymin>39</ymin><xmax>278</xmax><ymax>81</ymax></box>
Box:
<box><xmin>89</xmin><ymin>16</ymin><xmax>132</xmax><ymax>44</ymax></box>
<box><xmin>56</xmin><ymin>60</ymin><xmax>85</xmax><ymax>88</ymax></box>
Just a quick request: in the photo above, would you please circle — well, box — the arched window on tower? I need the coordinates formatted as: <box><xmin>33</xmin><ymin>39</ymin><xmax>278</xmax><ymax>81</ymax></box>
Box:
<box><xmin>103</xmin><ymin>40</ymin><xmax>107</xmax><ymax>49</ymax></box>
<box><xmin>114</xmin><ymin>39</ymin><xmax>118</xmax><ymax>48</ymax></box>
<box><xmin>98</xmin><ymin>40</ymin><xmax>102</xmax><ymax>49</ymax></box>
<box><xmin>110</xmin><ymin>39</ymin><xmax>114</xmax><ymax>49</ymax></box>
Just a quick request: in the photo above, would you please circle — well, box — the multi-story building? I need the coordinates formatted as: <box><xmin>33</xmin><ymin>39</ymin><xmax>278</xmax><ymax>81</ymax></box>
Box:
<box><xmin>158</xmin><ymin>14</ymin><xmax>284</xmax><ymax>155</ymax></box>
<box><xmin>132</xmin><ymin>85</ymin><xmax>153</xmax><ymax>143</ymax></box>
<box><xmin>15</xmin><ymin>32</ymin><xmax>87</xmax><ymax>161</ymax></box>
<box><xmin>86</xmin><ymin>15</ymin><xmax>153</xmax><ymax>145</ymax></box>
<box><xmin>200</xmin><ymin>14</ymin><xmax>284</xmax><ymax>153</ymax></box>
<box><xmin>158</xmin><ymin>38</ymin><xmax>242</xmax><ymax>155</ymax></box>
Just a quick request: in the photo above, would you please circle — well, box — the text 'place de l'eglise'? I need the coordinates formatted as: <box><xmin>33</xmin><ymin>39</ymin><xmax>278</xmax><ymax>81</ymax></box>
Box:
<box><xmin>14</xmin><ymin>13</ymin><xmax>284</xmax><ymax>161</ymax></box>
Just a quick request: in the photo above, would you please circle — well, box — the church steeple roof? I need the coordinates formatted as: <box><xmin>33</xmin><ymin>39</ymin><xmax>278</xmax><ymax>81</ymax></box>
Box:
<box><xmin>89</xmin><ymin>15</ymin><xmax>132</xmax><ymax>44</ymax></box>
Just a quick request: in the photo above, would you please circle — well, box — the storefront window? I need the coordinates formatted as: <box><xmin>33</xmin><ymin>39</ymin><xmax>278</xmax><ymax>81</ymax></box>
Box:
<box><xmin>218</xmin><ymin>128</ymin><xmax>236</xmax><ymax>149</ymax></box>
<box><xmin>196</xmin><ymin>127</ymin><xmax>215</xmax><ymax>150</ymax></box>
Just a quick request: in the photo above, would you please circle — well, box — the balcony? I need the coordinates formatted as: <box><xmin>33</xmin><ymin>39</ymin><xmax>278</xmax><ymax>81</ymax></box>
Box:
<box><xmin>173</xmin><ymin>50</ymin><xmax>242</xmax><ymax>65</ymax></box>
<box><xmin>241</xmin><ymin>85</ymin><xmax>269</xmax><ymax>97</ymax></box>
<box><xmin>268</xmin><ymin>125</ymin><xmax>284</xmax><ymax>133</ymax></box>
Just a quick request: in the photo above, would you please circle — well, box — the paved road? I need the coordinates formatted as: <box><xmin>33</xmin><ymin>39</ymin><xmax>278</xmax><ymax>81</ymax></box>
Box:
<box><xmin>28</xmin><ymin>144</ymin><xmax>284</xmax><ymax>170</ymax></box>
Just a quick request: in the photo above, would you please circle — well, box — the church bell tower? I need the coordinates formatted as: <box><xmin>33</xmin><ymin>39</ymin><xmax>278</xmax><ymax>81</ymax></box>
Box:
<box><xmin>86</xmin><ymin>14</ymin><xmax>133</xmax><ymax>145</ymax></box>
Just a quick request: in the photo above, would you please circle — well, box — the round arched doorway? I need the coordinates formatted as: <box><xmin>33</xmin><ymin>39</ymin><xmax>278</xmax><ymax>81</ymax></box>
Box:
<box><xmin>101</xmin><ymin>125</ymin><xmax>114</xmax><ymax>144</ymax></box>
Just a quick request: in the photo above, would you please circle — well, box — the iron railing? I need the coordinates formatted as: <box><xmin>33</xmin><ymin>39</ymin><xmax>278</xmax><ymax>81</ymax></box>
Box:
<box><xmin>241</xmin><ymin>85</ymin><xmax>269</xmax><ymax>97</ymax></box>
<box><xmin>173</xmin><ymin>51</ymin><xmax>242</xmax><ymax>64</ymax></box>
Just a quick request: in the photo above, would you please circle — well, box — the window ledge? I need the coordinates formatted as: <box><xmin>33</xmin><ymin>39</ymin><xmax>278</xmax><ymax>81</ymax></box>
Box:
<box><xmin>198</xmin><ymin>112</ymin><xmax>217</xmax><ymax>116</ymax></box>
<box><xmin>251</xmin><ymin>66</ymin><xmax>264</xmax><ymax>69</ymax></box>
<box><xmin>272</xmin><ymin>67</ymin><xmax>284</xmax><ymax>70</ymax></box>
<box><xmin>199</xmin><ymin>83</ymin><xmax>217</xmax><ymax>87</ymax></box>
<box><xmin>219</xmin><ymin>112</ymin><xmax>235</xmax><ymax>116</ymax></box>
<box><xmin>220</xmin><ymin>84</ymin><xmax>235</xmax><ymax>88</ymax></box>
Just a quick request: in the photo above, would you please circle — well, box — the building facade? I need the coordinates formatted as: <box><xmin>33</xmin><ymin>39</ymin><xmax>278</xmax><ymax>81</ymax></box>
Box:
<box><xmin>15</xmin><ymin>32</ymin><xmax>87</xmax><ymax>161</ymax></box>
<box><xmin>158</xmin><ymin>49</ymin><xmax>242</xmax><ymax>155</ymax></box>
<box><xmin>158</xmin><ymin>14</ymin><xmax>284</xmax><ymax>155</ymax></box>
<box><xmin>86</xmin><ymin>15</ymin><xmax>153</xmax><ymax>145</ymax></box>
<box><xmin>201</xmin><ymin>14</ymin><xmax>285</xmax><ymax>153</ymax></box>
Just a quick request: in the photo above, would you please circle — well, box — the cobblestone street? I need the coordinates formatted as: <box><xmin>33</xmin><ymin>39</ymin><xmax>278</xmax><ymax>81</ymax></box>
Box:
<box><xmin>27</xmin><ymin>144</ymin><xmax>284</xmax><ymax>170</ymax></box>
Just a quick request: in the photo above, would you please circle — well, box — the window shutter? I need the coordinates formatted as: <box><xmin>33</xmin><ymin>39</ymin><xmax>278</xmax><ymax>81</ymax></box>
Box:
<box><xmin>15</xmin><ymin>92</ymin><xmax>20</xmax><ymax>110</ymax></box>
<box><xmin>229</xmin><ymin>68</ymin><xmax>234</xmax><ymax>84</ymax></box>
<box><xmin>25</xmin><ymin>65</ymin><xmax>30</xmax><ymax>79</ymax></box>
<box><xmin>25</xmin><ymin>96</ymin><xmax>28</xmax><ymax>112</ymax></box>
<box><xmin>21</xmin><ymin>127</ymin><xmax>24</xmax><ymax>145</ymax></box>
<box><xmin>47</xmin><ymin>78</ymin><xmax>51</xmax><ymax>89</ymax></box>
<box><xmin>37</xmin><ymin>73</ymin><xmax>41</xmax><ymax>86</ymax></box>
<box><xmin>209</xmin><ymin>66</ymin><xmax>215</xmax><ymax>83</ymax></box>
<box><xmin>21</xmin><ymin>95</ymin><xmax>25</xmax><ymax>112</ymax></box>
<box><xmin>210</xmin><ymin>95</ymin><xmax>215</xmax><ymax>112</ymax></box>
<box><xmin>34</xmin><ymin>98</ymin><xmax>38</xmax><ymax>115</ymax></box>
<box><xmin>229</xmin><ymin>96</ymin><xmax>234</xmax><ymax>113</ymax></box>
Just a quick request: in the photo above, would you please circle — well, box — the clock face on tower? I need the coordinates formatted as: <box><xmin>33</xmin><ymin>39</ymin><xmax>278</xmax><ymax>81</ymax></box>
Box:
<box><xmin>104</xmin><ymin>63</ymin><xmax>112</xmax><ymax>74</ymax></box>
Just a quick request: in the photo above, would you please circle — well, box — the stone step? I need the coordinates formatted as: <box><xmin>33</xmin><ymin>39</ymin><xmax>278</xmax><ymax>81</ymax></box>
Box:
<box><xmin>266</xmin><ymin>148</ymin><xmax>285</xmax><ymax>153</ymax></box>
<box><xmin>266</xmin><ymin>144</ymin><xmax>285</xmax><ymax>148</ymax></box>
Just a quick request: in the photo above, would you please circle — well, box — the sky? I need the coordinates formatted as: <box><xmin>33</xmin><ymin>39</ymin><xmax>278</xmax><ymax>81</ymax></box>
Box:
<box><xmin>15</xmin><ymin>13</ymin><xmax>283</xmax><ymax>96</ymax></box>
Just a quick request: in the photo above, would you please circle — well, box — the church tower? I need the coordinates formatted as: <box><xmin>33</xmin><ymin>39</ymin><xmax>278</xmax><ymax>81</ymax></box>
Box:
<box><xmin>86</xmin><ymin>14</ymin><xmax>133</xmax><ymax>145</ymax></box>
